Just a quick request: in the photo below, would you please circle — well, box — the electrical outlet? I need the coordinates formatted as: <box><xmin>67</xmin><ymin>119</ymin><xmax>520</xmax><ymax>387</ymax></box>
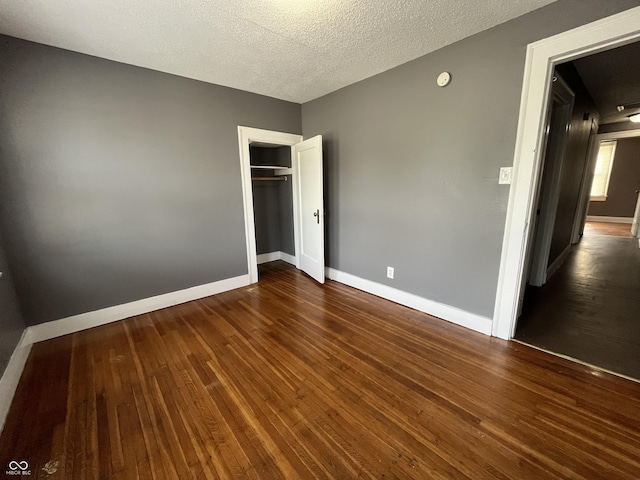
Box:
<box><xmin>499</xmin><ymin>167</ymin><xmax>513</xmax><ymax>185</ymax></box>
<box><xmin>386</xmin><ymin>266</ymin><xmax>394</xmax><ymax>279</ymax></box>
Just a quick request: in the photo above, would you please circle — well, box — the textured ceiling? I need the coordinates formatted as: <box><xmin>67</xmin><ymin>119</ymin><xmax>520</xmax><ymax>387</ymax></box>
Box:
<box><xmin>0</xmin><ymin>0</ymin><xmax>556</xmax><ymax>103</ymax></box>
<box><xmin>573</xmin><ymin>41</ymin><xmax>640</xmax><ymax>125</ymax></box>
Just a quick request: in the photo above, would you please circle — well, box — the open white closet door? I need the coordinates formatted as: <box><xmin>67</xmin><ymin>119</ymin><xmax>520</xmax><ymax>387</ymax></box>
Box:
<box><xmin>294</xmin><ymin>135</ymin><xmax>325</xmax><ymax>283</ymax></box>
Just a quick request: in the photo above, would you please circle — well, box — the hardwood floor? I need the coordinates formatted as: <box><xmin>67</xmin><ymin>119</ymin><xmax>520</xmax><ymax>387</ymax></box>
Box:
<box><xmin>583</xmin><ymin>221</ymin><xmax>632</xmax><ymax>237</ymax></box>
<box><xmin>515</xmin><ymin>230</ymin><xmax>640</xmax><ymax>380</ymax></box>
<box><xmin>2</xmin><ymin>262</ymin><xmax>640</xmax><ymax>479</ymax></box>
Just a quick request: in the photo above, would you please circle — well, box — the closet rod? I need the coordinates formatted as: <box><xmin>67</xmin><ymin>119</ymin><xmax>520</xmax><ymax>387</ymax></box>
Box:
<box><xmin>251</xmin><ymin>176</ymin><xmax>288</xmax><ymax>182</ymax></box>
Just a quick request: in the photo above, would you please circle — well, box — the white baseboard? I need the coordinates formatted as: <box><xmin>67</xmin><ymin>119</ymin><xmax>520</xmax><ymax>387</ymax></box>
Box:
<box><xmin>257</xmin><ymin>251</ymin><xmax>297</xmax><ymax>266</ymax></box>
<box><xmin>325</xmin><ymin>268</ymin><xmax>493</xmax><ymax>336</ymax></box>
<box><xmin>0</xmin><ymin>329</ymin><xmax>33</xmax><ymax>435</ymax></box>
<box><xmin>547</xmin><ymin>244</ymin><xmax>572</xmax><ymax>280</ymax></box>
<box><xmin>586</xmin><ymin>215</ymin><xmax>633</xmax><ymax>224</ymax></box>
<box><xmin>27</xmin><ymin>274</ymin><xmax>250</xmax><ymax>345</ymax></box>
<box><xmin>257</xmin><ymin>252</ymin><xmax>281</xmax><ymax>264</ymax></box>
<box><xmin>280</xmin><ymin>252</ymin><xmax>296</xmax><ymax>266</ymax></box>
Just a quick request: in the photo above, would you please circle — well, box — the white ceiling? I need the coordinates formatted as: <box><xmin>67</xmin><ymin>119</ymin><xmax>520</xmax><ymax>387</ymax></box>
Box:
<box><xmin>0</xmin><ymin>0</ymin><xmax>556</xmax><ymax>103</ymax></box>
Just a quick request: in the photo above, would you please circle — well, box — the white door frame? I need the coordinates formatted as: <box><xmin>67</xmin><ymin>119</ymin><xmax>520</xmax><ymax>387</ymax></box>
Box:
<box><xmin>492</xmin><ymin>7</ymin><xmax>640</xmax><ymax>340</ymax></box>
<box><xmin>237</xmin><ymin>126</ymin><xmax>303</xmax><ymax>284</ymax></box>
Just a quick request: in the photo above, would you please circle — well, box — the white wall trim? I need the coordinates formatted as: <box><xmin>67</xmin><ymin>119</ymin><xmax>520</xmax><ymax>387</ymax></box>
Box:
<box><xmin>237</xmin><ymin>126</ymin><xmax>303</xmax><ymax>284</ymax></box>
<box><xmin>493</xmin><ymin>7</ymin><xmax>640</xmax><ymax>340</ymax></box>
<box><xmin>546</xmin><ymin>244</ymin><xmax>572</xmax><ymax>280</ymax></box>
<box><xmin>586</xmin><ymin>215</ymin><xmax>633</xmax><ymax>224</ymax></box>
<box><xmin>326</xmin><ymin>268</ymin><xmax>493</xmax><ymax>336</ymax></box>
<box><xmin>27</xmin><ymin>274</ymin><xmax>249</xmax><ymax>345</ymax></box>
<box><xmin>280</xmin><ymin>252</ymin><xmax>297</xmax><ymax>266</ymax></box>
<box><xmin>0</xmin><ymin>329</ymin><xmax>33</xmax><ymax>435</ymax></box>
<box><xmin>257</xmin><ymin>252</ymin><xmax>282</xmax><ymax>264</ymax></box>
<box><xmin>257</xmin><ymin>251</ymin><xmax>297</xmax><ymax>265</ymax></box>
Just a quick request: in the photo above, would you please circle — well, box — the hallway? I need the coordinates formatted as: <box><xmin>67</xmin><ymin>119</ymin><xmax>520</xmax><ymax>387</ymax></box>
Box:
<box><xmin>515</xmin><ymin>223</ymin><xmax>640</xmax><ymax>380</ymax></box>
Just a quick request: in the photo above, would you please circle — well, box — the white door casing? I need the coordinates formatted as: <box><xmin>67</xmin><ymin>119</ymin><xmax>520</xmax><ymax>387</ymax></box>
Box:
<box><xmin>294</xmin><ymin>136</ymin><xmax>325</xmax><ymax>284</ymax></box>
<box><xmin>237</xmin><ymin>126</ymin><xmax>302</xmax><ymax>284</ymax></box>
<box><xmin>238</xmin><ymin>127</ymin><xmax>325</xmax><ymax>284</ymax></box>
<box><xmin>492</xmin><ymin>7</ymin><xmax>640</xmax><ymax>340</ymax></box>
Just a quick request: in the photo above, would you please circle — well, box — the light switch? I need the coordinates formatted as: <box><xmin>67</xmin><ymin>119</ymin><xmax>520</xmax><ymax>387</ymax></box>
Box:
<box><xmin>499</xmin><ymin>167</ymin><xmax>513</xmax><ymax>185</ymax></box>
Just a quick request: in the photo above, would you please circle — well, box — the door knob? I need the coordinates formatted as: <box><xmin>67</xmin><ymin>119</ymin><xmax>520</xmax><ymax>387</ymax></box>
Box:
<box><xmin>313</xmin><ymin>209</ymin><xmax>320</xmax><ymax>224</ymax></box>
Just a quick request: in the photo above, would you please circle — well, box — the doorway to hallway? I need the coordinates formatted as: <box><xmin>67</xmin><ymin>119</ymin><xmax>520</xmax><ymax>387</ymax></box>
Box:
<box><xmin>514</xmin><ymin>221</ymin><xmax>640</xmax><ymax>380</ymax></box>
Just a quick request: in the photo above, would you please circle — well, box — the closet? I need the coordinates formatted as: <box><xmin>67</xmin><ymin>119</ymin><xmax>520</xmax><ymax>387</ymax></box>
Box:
<box><xmin>249</xmin><ymin>143</ymin><xmax>296</xmax><ymax>275</ymax></box>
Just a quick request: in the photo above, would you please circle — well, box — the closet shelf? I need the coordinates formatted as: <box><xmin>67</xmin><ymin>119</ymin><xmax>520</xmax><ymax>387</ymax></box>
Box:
<box><xmin>250</xmin><ymin>165</ymin><xmax>291</xmax><ymax>170</ymax></box>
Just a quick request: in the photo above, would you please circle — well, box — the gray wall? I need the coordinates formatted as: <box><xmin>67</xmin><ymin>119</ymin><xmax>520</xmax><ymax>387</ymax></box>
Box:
<box><xmin>278</xmin><ymin>176</ymin><xmax>295</xmax><ymax>256</ymax></box>
<box><xmin>253</xmin><ymin>179</ymin><xmax>282</xmax><ymax>255</ymax></box>
<box><xmin>252</xmin><ymin>176</ymin><xmax>295</xmax><ymax>256</ymax></box>
<box><xmin>588</xmin><ymin>137</ymin><xmax>640</xmax><ymax>217</ymax></box>
<box><xmin>0</xmin><ymin>35</ymin><xmax>301</xmax><ymax>326</ymax></box>
<box><xmin>302</xmin><ymin>0</ymin><xmax>640</xmax><ymax>318</ymax></box>
<box><xmin>0</xmin><ymin>235</ymin><xmax>25</xmax><ymax>376</ymax></box>
<box><xmin>250</xmin><ymin>146</ymin><xmax>295</xmax><ymax>256</ymax></box>
<box><xmin>548</xmin><ymin>63</ymin><xmax>598</xmax><ymax>267</ymax></box>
